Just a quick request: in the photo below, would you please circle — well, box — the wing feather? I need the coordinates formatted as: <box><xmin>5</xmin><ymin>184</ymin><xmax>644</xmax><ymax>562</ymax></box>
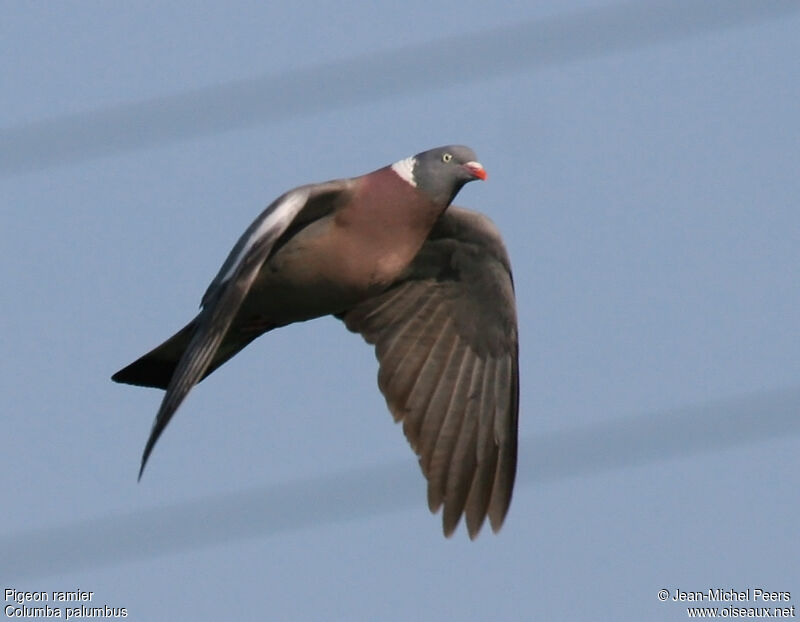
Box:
<box><xmin>379</xmin><ymin>300</ymin><xmax>449</xmax><ymax>415</ymax></box>
<box><xmin>139</xmin><ymin>182</ymin><xmax>351</xmax><ymax>478</ymax></box>
<box><xmin>401</xmin><ymin>316</ymin><xmax>457</xmax><ymax>450</ymax></box>
<box><xmin>427</xmin><ymin>352</ymin><xmax>477</xmax><ymax>513</ymax></box>
<box><xmin>377</xmin><ymin>293</ymin><xmax>442</xmax><ymax>389</ymax></box>
<box><xmin>341</xmin><ymin>206</ymin><xmax>518</xmax><ymax>537</ymax></box>
<box><xmin>442</xmin><ymin>356</ymin><xmax>483</xmax><ymax>536</ymax></box>
<box><xmin>416</xmin><ymin>335</ymin><xmax>465</xmax><ymax>472</ymax></box>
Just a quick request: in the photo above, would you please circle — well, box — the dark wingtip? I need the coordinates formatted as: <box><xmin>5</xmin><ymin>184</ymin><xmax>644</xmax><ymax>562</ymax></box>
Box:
<box><xmin>137</xmin><ymin>450</ymin><xmax>149</xmax><ymax>481</ymax></box>
<box><xmin>138</xmin><ymin>435</ymin><xmax>156</xmax><ymax>482</ymax></box>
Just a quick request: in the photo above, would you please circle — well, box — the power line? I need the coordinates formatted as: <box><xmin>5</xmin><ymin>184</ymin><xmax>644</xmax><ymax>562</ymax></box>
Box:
<box><xmin>2</xmin><ymin>0</ymin><xmax>797</xmax><ymax>176</ymax></box>
<box><xmin>3</xmin><ymin>386</ymin><xmax>798</xmax><ymax>580</ymax></box>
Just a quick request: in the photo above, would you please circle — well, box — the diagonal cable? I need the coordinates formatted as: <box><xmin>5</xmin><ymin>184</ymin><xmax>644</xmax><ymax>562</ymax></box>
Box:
<box><xmin>2</xmin><ymin>386</ymin><xmax>799</xmax><ymax>580</ymax></box>
<box><xmin>2</xmin><ymin>0</ymin><xmax>798</xmax><ymax>176</ymax></box>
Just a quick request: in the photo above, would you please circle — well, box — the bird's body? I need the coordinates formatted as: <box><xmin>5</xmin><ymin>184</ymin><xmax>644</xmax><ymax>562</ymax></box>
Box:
<box><xmin>262</xmin><ymin>166</ymin><xmax>440</xmax><ymax>315</ymax></box>
<box><xmin>114</xmin><ymin>146</ymin><xmax>518</xmax><ymax>538</ymax></box>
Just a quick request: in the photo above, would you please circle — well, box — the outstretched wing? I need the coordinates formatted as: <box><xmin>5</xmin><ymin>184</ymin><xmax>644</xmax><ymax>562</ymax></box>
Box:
<box><xmin>138</xmin><ymin>180</ymin><xmax>351</xmax><ymax>479</ymax></box>
<box><xmin>340</xmin><ymin>206</ymin><xmax>519</xmax><ymax>538</ymax></box>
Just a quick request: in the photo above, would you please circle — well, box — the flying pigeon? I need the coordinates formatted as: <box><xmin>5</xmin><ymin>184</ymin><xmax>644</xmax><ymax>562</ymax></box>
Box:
<box><xmin>113</xmin><ymin>145</ymin><xmax>518</xmax><ymax>538</ymax></box>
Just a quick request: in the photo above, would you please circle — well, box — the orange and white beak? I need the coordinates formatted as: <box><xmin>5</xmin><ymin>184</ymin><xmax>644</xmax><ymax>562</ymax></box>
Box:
<box><xmin>463</xmin><ymin>161</ymin><xmax>488</xmax><ymax>181</ymax></box>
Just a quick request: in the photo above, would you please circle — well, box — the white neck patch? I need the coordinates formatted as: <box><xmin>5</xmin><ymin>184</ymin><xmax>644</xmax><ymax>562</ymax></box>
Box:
<box><xmin>390</xmin><ymin>156</ymin><xmax>417</xmax><ymax>188</ymax></box>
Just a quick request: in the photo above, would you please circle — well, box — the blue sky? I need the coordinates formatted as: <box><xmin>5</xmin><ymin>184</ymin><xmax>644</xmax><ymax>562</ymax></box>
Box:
<box><xmin>2</xmin><ymin>2</ymin><xmax>799</xmax><ymax>620</ymax></box>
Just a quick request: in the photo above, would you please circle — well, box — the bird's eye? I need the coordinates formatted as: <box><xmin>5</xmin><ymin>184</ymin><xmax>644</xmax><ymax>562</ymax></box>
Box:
<box><xmin>442</xmin><ymin>153</ymin><xmax>453</xmax><ymax>163</ymax></box>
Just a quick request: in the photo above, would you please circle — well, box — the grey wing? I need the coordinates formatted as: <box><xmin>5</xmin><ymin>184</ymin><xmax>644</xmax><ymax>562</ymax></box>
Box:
<box><xmin>138</xmin><ymin>180</ymin><xmax>352</xmax><ymax>479</ymax></box>
<box><xmin>340</xmin><ymin>206</ymin><xmax>519</xmax><ymax>538</ymax></box>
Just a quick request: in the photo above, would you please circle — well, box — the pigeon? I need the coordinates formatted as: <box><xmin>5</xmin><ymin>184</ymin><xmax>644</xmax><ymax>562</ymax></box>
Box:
<box><xmin>113</xmin><ymin>145</ymin><xmax>518</xmax><ymax>538</ymax></box>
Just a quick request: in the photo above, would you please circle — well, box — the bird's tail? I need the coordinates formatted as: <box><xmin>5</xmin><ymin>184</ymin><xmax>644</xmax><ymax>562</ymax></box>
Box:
<box><xmin>112</xmin><ymin>319</ymin><xmax>199</xmax><ymax>389</ymax></box>
<box><xmin>111</xmin><ymin>316</ymin><xmax>264</xmax><ymax>389</ymax></box>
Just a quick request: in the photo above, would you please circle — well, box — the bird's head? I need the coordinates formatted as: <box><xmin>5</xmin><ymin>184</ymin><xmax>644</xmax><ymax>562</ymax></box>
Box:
<box><xmin>392</xmin><ymin>145</ymin><xmax>487</xmax><ymax>206</ymax></box>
